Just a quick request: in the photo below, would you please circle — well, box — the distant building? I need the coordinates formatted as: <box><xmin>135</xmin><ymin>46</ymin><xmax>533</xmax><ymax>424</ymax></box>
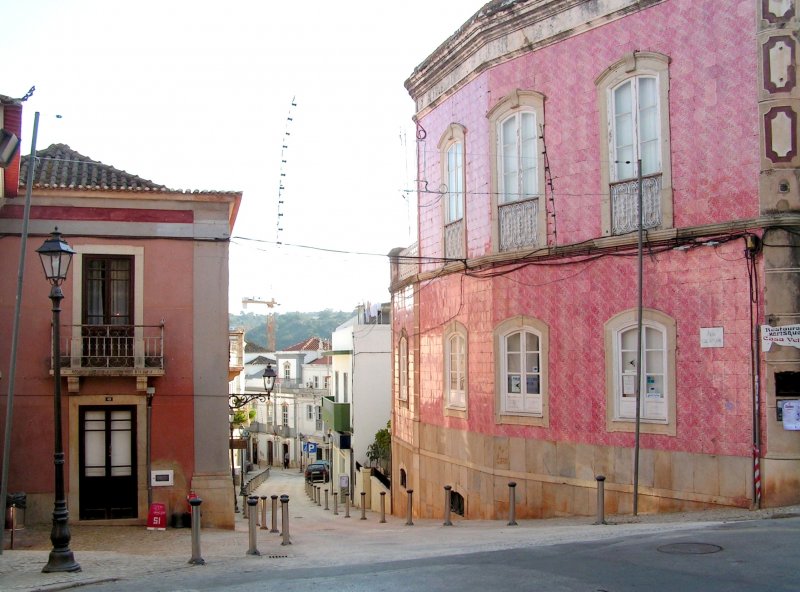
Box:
<box><xmin>325</xmin><ymin>303</ymin><xmax>391</xmax><ymax>500</ymax></box>
<box><xmin>244</xmin><ymin>337</ymin><xmax>330</xmax><ymax>469</ymax></box>
<box><xmin>391</xmin><ymin>0</ymin><xmax>800</xmax><ymax>521</ymax></box>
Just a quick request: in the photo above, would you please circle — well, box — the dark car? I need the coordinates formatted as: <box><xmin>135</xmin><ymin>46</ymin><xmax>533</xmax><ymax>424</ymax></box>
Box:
<box><xmin>305</xmin><ymin>460</ymin><xmax>330</xmax><ymax>483</ymax></box>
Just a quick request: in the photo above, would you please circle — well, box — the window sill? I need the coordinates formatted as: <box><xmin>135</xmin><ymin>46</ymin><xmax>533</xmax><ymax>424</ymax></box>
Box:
<box><xmin>495</xmin><ymin>412</ymin><xmax>548</xmax><ymax>428</ymax></box>
<box><xmin>444</xmin><ymin>406</ymin><xmax>467</xmax><ymax>420</ymax></box>
<box><xmin>607</xmin><ymin>418</ymin><xmax>675</xmax><ymax>436</ymax></box>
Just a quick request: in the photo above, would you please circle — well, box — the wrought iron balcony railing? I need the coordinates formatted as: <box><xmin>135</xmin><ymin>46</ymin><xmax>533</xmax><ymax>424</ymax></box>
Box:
<box><xmin>611</xmin><ymin>174</ymin><xmax>662</xmax><ymax>235</ymax></box>
<box><xmin>54</xmin><ymin>323</ymin><xmax>165</xmax><ymax>374</ymax></box>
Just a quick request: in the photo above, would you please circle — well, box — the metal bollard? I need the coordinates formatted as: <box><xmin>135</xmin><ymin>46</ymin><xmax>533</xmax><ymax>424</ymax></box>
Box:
<box><xmin>247</xmin><ymin>497</ymin><xmax>260</xmax><ymax>556</ymax></box>
<box><xmin>188</xmin><ymin>497</ymin><xmax>205</xmax><ymax>565</ymax></box>
<box><xmin>344</xmin><ymin>492</ymin><xmax>351</xmax><ymax>518</ymax></box>
<box><xmin>333</xmin><ymin>491</ymin><xmax>339</xmax><ymax>515</ymax></box>
<box><xmin>443</xmin><ymin>485</ymin><xmax>453</xmax><ymax>526</ymax></box>
<box><xmin>379</xmin><ymin>491</ymin><xmax>387</xmax><ymax>523</ymax></box>
<box><xmin>324</xmin><ymin>488</ymin><xmax>329</xmax><ymax>510</ymax></box>
<box><xmin>360</xmin><ymin>491</ymin><xmax>367</xmax><ymax>520</ymax></box>
<box><xmin>595</xmin><ymin>475</ymin><xmax>607</xmax><ymax>525</ymax></box>
<box><xmin>280</xmin><ymin>495</ymin><xmax>291</xmax><ymax>546</ymax></box>
<box><xmin>405</xmin><ymin>489</ymin><xmax>414</xmax><ymax>526</ymax></box>
<box><xmin>270</xmin><ymin>495</ymin><xmax>279</xmax><ymax>533</ymax></box>
<box><xmin>260</xmin><ymin>496</ymin><xmax>268</xmax><ymax>530</ymax></box>
<box><xmin>317</xmin><ymin>486</ymin><xmax>322</xmax><ymax>506</ymax></box>
<box><xmin>507</xmin><ymin>482</ymin><xmax>518</xmax><ymax>526</ymax></box>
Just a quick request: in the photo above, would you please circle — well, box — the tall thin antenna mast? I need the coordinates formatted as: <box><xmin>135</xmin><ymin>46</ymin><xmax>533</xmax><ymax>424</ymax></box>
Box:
<box><xmin>276</xmin><ymin>97</ymin><xmax>297</xmax><ymax>245</ymax></box>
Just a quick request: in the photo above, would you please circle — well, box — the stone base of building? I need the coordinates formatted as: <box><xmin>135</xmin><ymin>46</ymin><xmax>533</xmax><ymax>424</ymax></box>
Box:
<box><xmin>390</xmin><ymin>426</ymin><xmax>784</xmax><ymax>521</ymax></box>
<box><xmin>190</xmin><ymin>472</ymin><xmax>236</xmax><ymax>529</ymax></box>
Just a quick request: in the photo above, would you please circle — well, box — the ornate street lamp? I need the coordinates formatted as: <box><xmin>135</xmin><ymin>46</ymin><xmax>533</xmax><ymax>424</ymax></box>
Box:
<box><xmin>36</xmin><ymin>229</ymin><xmax>80</xmax><ymax>573</ymax></box>
<box><xmin>228</xmin><ymin>364</ymin><xmax>276</xmax><ymax>511</ymax></box>
<box><xmin>228</xmin><ymin>364</ymin><xmax>276</xmax><ymax>409</ymax></box>
<box><xmin>262</xmin><ymin>363</ymin><xmax>276</xmax><ymax>395</ymax></box>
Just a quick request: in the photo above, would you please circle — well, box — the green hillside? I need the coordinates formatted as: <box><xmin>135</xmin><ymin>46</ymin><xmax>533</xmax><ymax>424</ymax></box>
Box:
<box><xmin>229</xmin><ymin>309</ymin><xmax>355</xmax><ymax>351</ymax></box>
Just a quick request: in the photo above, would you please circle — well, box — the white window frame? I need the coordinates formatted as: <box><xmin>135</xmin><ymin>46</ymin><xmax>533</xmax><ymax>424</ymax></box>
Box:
<box><xmin>281</xmin><ymin>403</ymin><xmax>289</xmax><ymax>426</ymax></box>
<box><xmin>487</xmin><ymin>90</ymin><xmax>547</xmax><ymax>253</ymax></box>
<box><xmin>494</xmin><ymin>316</ymin><xmax>549</xmax><ymax>427</ymax></box>
<box><xmin>398</xmin><ymin>334</ymin><xmax>409</xmax><ymax>402</ymax></box>
<box><xmin>444</xmin><ymin>321</ymin><xmax>467</xmax><ymax>417</ymax></box>
<box><xmin>595</xmin><ymin>52</ymin><xmax>673</xmax><ymax>236</ymax></box>
<box><xmin>610</xmin><ymin>75</ymin><xmax>661</xmax><ymax>181</ymax></box>
<box><xmin>438</xmin><ymin>123</ymin><xmax>466</xmax><ymax>224</ymax></box>
<box><xmin>283</xmin><ymin>362</ymin><xmax>291</xmax><ymax>381</ymax></box>
<box><xmin>604</xmin><ymin>308</ymin><xmax>677</xmax><ymax>436</ymax></box>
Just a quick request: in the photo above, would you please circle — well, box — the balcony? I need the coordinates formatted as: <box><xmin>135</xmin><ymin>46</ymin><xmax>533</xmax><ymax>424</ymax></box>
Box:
<box><xmin>444</xmin><ymin>219</ymin><xmax>464</xmax><ymax>259</ymax></box>
<box><xmin>499</xmin><ymin>197</ymin><xmax>538</xmax><ymax>252</ymax></box>
<box><xmin>611</xmin><ymin>174</ymin><xmax>662</xmax><ymax>235</ymax></box>
<box><xmin>322</xmin><ymin>396</ymin><xmax>351</xmax><ymax>433</ymax></box>
<box><xmin>229</xmin><ymin>329</ymin><xmax>245</xmax><ymax>380</ymax></box>
<box><xmin>54</xmin><ymin>324</ymin><xmax>165</xmax><ymax>390</ymax></box>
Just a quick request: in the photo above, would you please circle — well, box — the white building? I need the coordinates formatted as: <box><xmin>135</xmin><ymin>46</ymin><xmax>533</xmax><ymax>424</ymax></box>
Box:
<box><xmin>325</xmin><ymin>304</ymin><xmax>391</xmax><ymax>500</ymax></box>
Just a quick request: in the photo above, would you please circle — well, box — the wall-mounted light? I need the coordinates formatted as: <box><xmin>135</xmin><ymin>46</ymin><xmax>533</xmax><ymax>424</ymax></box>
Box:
<box><xmin>0</xmin><ymin>129</ymin><xmax>20</xmax><ymax>168</ymax></box>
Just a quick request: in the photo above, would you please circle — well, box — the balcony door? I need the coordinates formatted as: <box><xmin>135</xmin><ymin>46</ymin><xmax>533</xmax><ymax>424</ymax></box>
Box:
<box><xmin>82</xmin><ymin>256</ymin><xmax>134</xmax><ymax>367</ymax></box>
<box><xmin>79</xmin><ymin>406</ymin><xmax>138</xmax><ymax>520</ymax></box>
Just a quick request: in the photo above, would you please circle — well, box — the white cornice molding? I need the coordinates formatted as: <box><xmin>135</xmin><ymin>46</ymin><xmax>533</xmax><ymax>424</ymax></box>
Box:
<box><xmin>405</xmin><ymin>0</ymin><xmax>666</xmax><ymax>116</ymax></box>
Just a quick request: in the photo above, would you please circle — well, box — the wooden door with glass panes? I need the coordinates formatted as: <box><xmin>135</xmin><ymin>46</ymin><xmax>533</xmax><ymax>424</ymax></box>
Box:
<box><xmin>79</xmin><ymin>406</ymin><xmax>138</xmax><ymax>519</ymax></box>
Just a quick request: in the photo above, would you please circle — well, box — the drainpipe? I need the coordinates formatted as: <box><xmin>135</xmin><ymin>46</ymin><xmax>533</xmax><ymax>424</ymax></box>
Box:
<box><xmin>146</xmin><ymin>386</ymin><xmax>155</xmax><ymax>508</ymax></box>
<box><xmin>745</xmin><ymin>235</ymin><xmax>762</xmax><ymax>508</ymax></box>
<box><xmin>633</xmin><ymin>159</ymin><xmax>643</xmax><ymax>516</ymax></box>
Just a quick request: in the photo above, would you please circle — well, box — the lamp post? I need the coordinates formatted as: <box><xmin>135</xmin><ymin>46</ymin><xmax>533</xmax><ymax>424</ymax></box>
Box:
<box><xmin>37</xmin><ymin>229</ymin><xmax>80</xmax><ymax>573</ymax></box>
<box><xmin>228</xmin><ymin>364</ymin><xmax>277</xmax><ymax>511</ymax></box>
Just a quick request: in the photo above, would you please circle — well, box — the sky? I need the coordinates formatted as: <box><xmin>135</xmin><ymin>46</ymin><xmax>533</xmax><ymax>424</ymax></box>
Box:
<box><xmin>2</xmin><ymin>0</ymin><xmax>486</xmax><ymax>313</ymax></box>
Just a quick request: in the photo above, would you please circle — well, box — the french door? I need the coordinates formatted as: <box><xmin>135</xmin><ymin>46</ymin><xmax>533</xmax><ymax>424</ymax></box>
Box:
<box><xmin>79</xmin><ymin>406</ymin><xmax>138</xmax><ymax>520</ymax></box>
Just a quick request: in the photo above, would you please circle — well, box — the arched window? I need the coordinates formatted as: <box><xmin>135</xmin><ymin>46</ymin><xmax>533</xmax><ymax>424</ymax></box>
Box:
<box><xmin>399</xmin><ymin>334</ymin><xmax>409</xmax><ymax>402</ymax></box>
<box><xmin>439</xmin><ymin>123</ymin><xmax>467</xmax><ymax>259</ymax></box>
<box><xmin>494</xmin><ymin>316</ymin><xmax>549</xmax><ymax>427</ymax></box>
<box><xmin>487</xmin><ymin>90</ymin><xmax>546</xmax><ymax>252</ymax></box>
<box><xmin>596</xmin><ymin>52</ymin><xmax>673</xmax><ymax>236</ymax></box>
<box><xmin>444</xmin><ymin>321</ymin><xmax>468</xmax><ymax>415</ymax></box>
<box><xmin>604</xmin><ymin>308</ymin><xmax>677</xmax><ymax>435</ymax></box>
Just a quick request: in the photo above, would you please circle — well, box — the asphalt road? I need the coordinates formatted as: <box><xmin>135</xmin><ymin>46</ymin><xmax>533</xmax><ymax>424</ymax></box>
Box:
<box><xmin>78</xmin><ymin>515</ymin><xmax>799</xmax><ymax>592</ymax></box>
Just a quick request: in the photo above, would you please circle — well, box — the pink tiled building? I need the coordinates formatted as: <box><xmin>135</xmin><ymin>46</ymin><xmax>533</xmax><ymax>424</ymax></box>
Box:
<box><xmin>390</xmin><ymin>0</ymin><xmax>800</xmax><ymax>519</ymax></box>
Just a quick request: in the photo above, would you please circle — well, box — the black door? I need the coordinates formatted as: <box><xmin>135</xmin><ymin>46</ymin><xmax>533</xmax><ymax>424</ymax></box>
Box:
<box><xmin>79</xmin><ymin>406</ymin><xmax>138</xmax><ymax>520</ymax></box>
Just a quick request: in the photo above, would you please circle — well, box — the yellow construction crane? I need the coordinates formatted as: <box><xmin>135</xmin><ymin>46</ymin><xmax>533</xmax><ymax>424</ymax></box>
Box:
<box><xmin>242</xmin><ymin>297</ymin><xmax>279</xmax><ymax>351</ymax></box>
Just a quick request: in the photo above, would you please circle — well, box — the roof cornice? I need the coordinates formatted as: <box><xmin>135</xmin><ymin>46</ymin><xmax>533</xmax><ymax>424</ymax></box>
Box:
<box><xmin>405</xmin><ymin>0</ymin><xmax>666</xmax><ymax>117</ymax></box>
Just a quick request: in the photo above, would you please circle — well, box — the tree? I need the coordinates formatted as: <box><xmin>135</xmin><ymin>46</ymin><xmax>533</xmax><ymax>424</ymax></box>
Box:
<box><xmin>366</xmin><ymin>421</ymin><xmax>391</xmax><ymax>475</ymax></box>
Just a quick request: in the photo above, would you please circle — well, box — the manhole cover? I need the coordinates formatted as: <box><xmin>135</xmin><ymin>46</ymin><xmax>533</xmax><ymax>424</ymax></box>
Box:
<box><xmin>657</xmin><ymin>543</ymin><xmax>723</xmax><ymax>555</ymax></box>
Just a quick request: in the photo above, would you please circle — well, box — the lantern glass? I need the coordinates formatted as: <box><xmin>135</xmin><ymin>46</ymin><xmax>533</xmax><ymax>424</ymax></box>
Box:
<box><xmin>36</xmin><ymin>230</ymin><xmax>75</xmax><ymax>285</ymax></box>
<box><xmin>262</xmin><ymin>364</ymin><xmax>277</xmax><ymax>393</ymax></box>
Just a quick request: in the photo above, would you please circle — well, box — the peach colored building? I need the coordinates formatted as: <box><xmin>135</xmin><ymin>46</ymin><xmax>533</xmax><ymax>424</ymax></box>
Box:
<box><xmin>390</xmin><ymin>0</ymin><xmax>800</xmax><ymax>520</ymax></box>
<box><xmin>0</xmin><ymin>128</ymin><xmax>241</xmax><ymax>528</ymax></box>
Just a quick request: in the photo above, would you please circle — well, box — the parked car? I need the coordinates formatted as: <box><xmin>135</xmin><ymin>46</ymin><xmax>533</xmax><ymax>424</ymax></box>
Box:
<box><xmin>305</xmin><ymin>460</ymin><xmax>330</xmax><ymax>483</ymax></box>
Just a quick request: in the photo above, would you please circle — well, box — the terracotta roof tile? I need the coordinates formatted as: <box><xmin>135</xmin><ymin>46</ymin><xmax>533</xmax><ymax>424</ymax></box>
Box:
<box><xmin>18</xmin><ymin>143</ymin><xmax>242</xmax><ymax>195</ymax></box>
<box><xmin>20</xmin><ymin>144</ymin><xmax>168</xmax><ymax>192</ymax></box>
<box><xmin>282</xmin><ymin>337</ymin><xmax>331</xmax><ymax>352</ymax></box>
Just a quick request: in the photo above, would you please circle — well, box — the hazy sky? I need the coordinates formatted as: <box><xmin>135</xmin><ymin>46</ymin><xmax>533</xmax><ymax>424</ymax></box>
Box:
<box><xmin>2</xmin><ymin>0</ymin><xmax>486</xmax><ymax>313</ymax></box>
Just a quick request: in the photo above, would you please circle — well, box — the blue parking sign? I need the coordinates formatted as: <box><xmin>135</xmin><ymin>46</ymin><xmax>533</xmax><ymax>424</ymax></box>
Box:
<box><xmin>308</xmin><ymin>442</ymin><xmax>318</xmax><ymax>454</ymax></box>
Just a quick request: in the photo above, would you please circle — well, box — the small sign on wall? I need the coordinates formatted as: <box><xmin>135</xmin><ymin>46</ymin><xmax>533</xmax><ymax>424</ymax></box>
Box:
<box><xmin>781</xmin><ymin>400</ymin><xmax>800</xmax><ymax>431</ymax></box>
<box><xmin>150</xmin><ymin>470</ymin><xmax>174</xmax><ymax>487</ymax></box>
<box><xmin>700</xmin><ymin>327</ymin><xmax>724</xmax><ymax>348</ymax></box>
